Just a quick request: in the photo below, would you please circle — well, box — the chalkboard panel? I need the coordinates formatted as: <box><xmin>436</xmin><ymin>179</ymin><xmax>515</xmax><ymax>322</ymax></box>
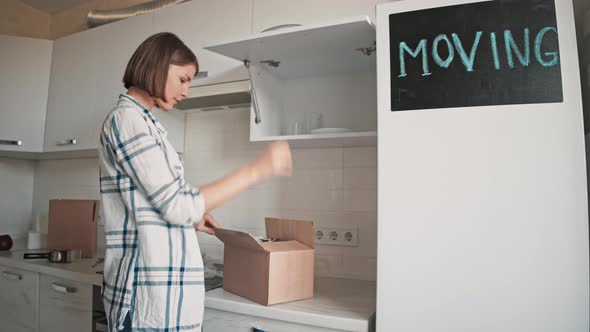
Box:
<box><xmin>389</xmin><ymin>0</ymin><xmax>563</xmax><ymax>112</ymax></box>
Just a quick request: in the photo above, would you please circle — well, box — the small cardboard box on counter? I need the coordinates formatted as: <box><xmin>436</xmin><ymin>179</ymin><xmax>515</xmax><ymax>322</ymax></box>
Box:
<box><xmin>215</xmin><ymin>217</ymin><xmax>314</xmax><ymax>306</ymax></box>
<box><xmin>47</xmin><ymin>199</ymin><xmax>99</xmax><ymax>258</ymax></box>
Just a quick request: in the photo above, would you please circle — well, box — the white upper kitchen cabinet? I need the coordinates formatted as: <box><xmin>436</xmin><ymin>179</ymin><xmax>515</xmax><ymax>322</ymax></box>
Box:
<box><xmin>0</xmin><ymin>35</ymin><xmax>52</xmax><ymax>153</ymax></box>
<box><xmin>44</xmin><ymin>25</ymin><xmax>103</xmax><ymax>152</ymax></box>
<box><xmin>206</xmin><ymin>17</ymin><xmax>377</xmax><ymax>147</ymax></box>
<box><xmin>91</xmin><ymin>12</ymin><xmax>185</xmax><ymax>153</ymax></box>
<box><xmin>45</xmin><ymin>12</ymin><xmax>185</xmax><ymax>153</ymax></box>
<box><xmin>153</xmin><ymin>0</ymin><xmax>253</xmax><ymax>88</ymax></box>
<box><xmin>252</xmin><ymin>0</ymin><xmax>379</xmax><ymax>33</ymax></box>
<box><xmin>91</xmin><ymin>12</ymin><xmax>156</xmax><ymax>145</ymax></box>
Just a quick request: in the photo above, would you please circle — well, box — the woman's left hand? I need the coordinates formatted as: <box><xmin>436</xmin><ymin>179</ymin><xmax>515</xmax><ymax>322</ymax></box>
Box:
<box><xmin>195</xmin><ymin>213</ymin><xmax>221</xmax><ymax>235</ymax></box>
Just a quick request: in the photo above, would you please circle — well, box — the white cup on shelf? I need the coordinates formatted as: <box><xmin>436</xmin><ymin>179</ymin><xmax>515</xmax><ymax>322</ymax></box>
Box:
<box><xmin>289</xmin><ymin>120</ymin><xmax>306</xmax><ymax>135</ymax></box>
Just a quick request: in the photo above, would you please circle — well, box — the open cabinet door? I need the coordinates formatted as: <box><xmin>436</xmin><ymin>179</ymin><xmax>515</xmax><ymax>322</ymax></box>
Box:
<box><xmin>205</xmin><ymin>17</ymin><xmax>377</xmax><ymax>147</ymax></box>
<box><xmin>376</xmin><ymin>0</ymin><xmax>589</xmax><ymax>331</ymax></box>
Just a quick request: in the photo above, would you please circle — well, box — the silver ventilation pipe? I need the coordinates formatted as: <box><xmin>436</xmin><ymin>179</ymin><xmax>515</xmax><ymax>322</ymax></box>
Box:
<box><xmin>87</xmin><ymin>0</ymin><xmax>189</xmax><ymax>28</ymax></box>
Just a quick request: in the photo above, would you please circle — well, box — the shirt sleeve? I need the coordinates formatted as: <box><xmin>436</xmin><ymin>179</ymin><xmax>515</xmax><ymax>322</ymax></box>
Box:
<box><xmin>105</xmin><ymin>108</ymin><xmax>205</xmax><ymax>225</ymax></box>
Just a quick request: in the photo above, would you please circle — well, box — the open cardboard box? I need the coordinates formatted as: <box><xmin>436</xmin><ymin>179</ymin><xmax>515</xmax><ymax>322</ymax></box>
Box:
<box><xmin>47</xmin><ymin>199</ymin><xmax>99</xmax><ymax>258</ymax></box>
<box><xmin>215</xmin><ymin>217</ymin><xmax>314</xmax><ymax>306</ymax></box>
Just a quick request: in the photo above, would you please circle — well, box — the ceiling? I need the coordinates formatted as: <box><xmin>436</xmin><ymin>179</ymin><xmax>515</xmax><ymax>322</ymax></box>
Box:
<box><xmin>19</xmin><ymin>0</ymin><xmax>97</xmax><ymax>14</ymax></box>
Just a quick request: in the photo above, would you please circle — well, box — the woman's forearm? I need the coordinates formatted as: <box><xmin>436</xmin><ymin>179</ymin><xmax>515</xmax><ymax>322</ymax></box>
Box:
<box><xmin>199</xmin><ymin>160</ymin><xmax>265</xmax><ymax>211</ymax></box>
<box><xmin>198</xmin><ymin>141</ymin><xmax>291</xmax><ymax>212</ymax></box>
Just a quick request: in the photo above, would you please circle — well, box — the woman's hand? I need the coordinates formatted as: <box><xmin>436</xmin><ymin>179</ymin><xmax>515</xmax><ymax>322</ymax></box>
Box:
<box><xmin>195</xmin><ymin>213</ymin><xmax>221</xmax><ymax>235</ymax></box>
<box><xmin>254</xmin><ymin>141</ymin><xmax>293</xmax><ymax>180</ymax></box>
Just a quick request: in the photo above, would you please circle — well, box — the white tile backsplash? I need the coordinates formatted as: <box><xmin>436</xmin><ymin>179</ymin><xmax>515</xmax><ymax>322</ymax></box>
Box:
<box><xmin>343</xmin><ymin>147</ymin><xmax>377</xmax><ymax>167</ymax></box>
<box><xmin>32</xmin><ymin>158</ymin><xmax>100</xmax><ymax>232</ymax></box>
<box><xmin>343</xmin><ymin>167</ymin><xmax>378</xmax><ymax>189</ymax></box>
<box><xmin>184</xmin><ymin>109</ymin><xmax>377</xmax><ymax>280</ymax></box>
<box><xmin>292</xmin><ymin>148</ymin><xmax>343</xmax><ymax>169</ymax></box>
<box><xmin>0</xmin><ymin>158</ymin><xmax>35</xmax><ymax>238</ymax></box>
<box><xmin>29</xmin><ymin>107</ymin><xmax>377</xmax><ymax>280</ymax></box>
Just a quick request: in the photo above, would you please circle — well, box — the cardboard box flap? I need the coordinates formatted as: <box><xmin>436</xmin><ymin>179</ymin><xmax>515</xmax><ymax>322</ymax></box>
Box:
<box><xmin>215</xmin><ymin>228</ymin><xmax>266</xmax><ymax>253</ymax></box>
<box><xmin>265</xmin><ymin>218</ymin><xmax>314</xmax><ymax>249</ymax></box>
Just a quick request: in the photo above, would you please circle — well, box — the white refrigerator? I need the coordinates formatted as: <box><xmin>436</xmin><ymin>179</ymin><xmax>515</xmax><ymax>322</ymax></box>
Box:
<box><xmin>376</xmin><ymin>0</ymin><xmax>589</xmax><ymax>331</ymax></box>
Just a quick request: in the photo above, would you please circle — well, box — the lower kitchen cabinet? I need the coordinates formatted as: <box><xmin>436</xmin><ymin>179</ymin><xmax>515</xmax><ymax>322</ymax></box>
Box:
<box><xmin>0</xmin><ymin>265</ymin><xmax>39</xmax><ymax>332</ymax></box>
<box><xmin>203</xmin><ymin>308</ymin><xmax>346</xmax><ymax>332</ymax></box>
<box><xmin>38</xmin><ymin>274</ymin><xmax>93</xmax><ymax>332</ymax></box>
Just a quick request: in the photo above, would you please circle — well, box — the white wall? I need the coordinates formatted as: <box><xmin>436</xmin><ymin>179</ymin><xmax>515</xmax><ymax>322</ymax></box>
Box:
<box><xmin>376</xmin><ymin>0</ymin><xmax>589</xmax><ymax>331</ymax></box>
<box><xmin>31</xmin><ymin>158</ymin><xmax>100</xmax><ymax>232</ymax></box>
<box><xmin>0</xmin><ymin>158</ymin><xmax>35</xmax><ymax>238</ymax></box>
<box><xmin>30</xmin><ymin>108</ymin><xmax>378</xmax><ymax>280</ymax></box>
<box><xmin>186</xmin><ymin>108</ymin><xmax>377</xmax><ymax>280</ymax></box>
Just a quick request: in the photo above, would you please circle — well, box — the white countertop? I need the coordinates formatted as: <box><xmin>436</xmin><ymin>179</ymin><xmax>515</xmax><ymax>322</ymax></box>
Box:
<box><xmin>206</xmin><ymin>277</ymin><xmax>376</xmax><ymax>332</ymax></box>
<box><xmin>0</xmin><ymin>248</ymin><xmax>376</xmax><ymax>331</ymax></box>
<box><xmin>0</xmin><ymin>249</ymin><xmax>103</xmax><ymax>286</ymax></box>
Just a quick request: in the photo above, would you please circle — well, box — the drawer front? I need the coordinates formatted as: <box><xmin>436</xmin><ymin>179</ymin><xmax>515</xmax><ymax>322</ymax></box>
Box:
<box><xmin>203</xmin><ymin>308</ymin><xmax>346</xmax><ymax>332</ymax></box>
<box><xmin>0</xmin><ymin>264</ymin><xmax>39</xmax><ymax>332</ymax></box>
<box><xmin>39</xmin><ymin>274</ymin><xmax>93</xmax><ymax>332</ymax></box>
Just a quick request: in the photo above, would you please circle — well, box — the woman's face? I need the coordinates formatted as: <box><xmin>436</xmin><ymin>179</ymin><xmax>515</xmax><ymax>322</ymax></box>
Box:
<box><xmin>155</xmin><ymin>63</ymin><xmax>197</xmax><ymax>112</ymax></box>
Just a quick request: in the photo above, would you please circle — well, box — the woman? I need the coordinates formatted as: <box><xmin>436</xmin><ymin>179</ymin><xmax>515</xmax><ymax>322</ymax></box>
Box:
<box><xmin>98</xmin><ymin>32</ymin><xmax>292</xmax><ymax>332</ymax></box>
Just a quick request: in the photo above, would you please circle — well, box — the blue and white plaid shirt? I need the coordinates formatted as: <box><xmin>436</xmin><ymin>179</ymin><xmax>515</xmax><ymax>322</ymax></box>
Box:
<box><xmin>99</xmin><ymin>94</ymin><xmax>206</xmax><ymax>332</ymax></box>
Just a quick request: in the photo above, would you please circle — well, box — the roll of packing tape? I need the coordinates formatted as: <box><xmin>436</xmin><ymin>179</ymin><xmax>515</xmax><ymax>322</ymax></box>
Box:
<box><xmin>27</xmin><ymin>231</ymin><xmax>42</xmax><ymax>250</ymax></box>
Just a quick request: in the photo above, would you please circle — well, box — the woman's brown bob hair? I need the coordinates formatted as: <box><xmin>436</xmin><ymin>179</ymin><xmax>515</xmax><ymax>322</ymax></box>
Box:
<box><xmin>123</xmin><ymin>32</ymin><xmax>198</xmax><ymax>100</ymax></box>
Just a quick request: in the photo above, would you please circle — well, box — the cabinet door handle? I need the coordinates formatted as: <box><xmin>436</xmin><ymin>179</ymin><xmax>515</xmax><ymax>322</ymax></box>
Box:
<box><xmin>2</xmin><ymin>271</ymin><xmax>23</xmax><ymax>280</ymax></box>
<box><xmin>51</xmin><ymin>282</ymin><xmax>77</xmax><ymax>294</ymax></box>
<box><xmin>56</xmin><ymin>138</ymin><xmax>77</xmax><ymax>146</ymax></box>
<box><xmin>0</xmin><ymin>139</ymin><xmax>22</xmax><ymax>146</ymax></box>
<box><xmin>261</xmin><ymin>23</ymin><xmax>301</xmax><ymax>33</ymax></box>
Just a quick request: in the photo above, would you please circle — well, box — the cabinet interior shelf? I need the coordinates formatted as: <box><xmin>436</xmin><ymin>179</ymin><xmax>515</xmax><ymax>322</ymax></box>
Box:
<box><xmin>253</xmin><ymin>131</ymin><xmax>377</xmax><ymax>148</ymax></box>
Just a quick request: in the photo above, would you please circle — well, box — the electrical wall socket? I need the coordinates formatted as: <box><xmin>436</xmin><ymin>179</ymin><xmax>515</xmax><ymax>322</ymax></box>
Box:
<box><xmin>314</xmin><ymin>226</ymin><xmax>359</xmax><ymax>247</ymax></box>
